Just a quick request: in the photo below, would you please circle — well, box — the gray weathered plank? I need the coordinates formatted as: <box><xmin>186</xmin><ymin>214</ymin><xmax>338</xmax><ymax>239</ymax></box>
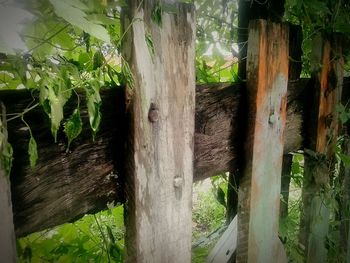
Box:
<box><xmin>122</xmin><ymin>1</ymin><xmax>195</xmax><ymax>262</ymax></box>
<box><xmin>207</xmin><ymin>216</ymin><xmax>237</xmax><ymax>263</ymax></box>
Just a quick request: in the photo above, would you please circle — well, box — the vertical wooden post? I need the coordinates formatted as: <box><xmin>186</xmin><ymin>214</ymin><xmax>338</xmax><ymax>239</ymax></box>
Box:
<box><xmin>122</xmin><ymin>1</ymin><xmax>195</xmax><ymax>262</ymax></box>
<box><xmin>300</xmin><ymin>34</ymin><xmax>343</xmax><ymax>263</ymax></box>
<box><xmin>236</xmin><ymin>20</ymin><xmax>289</xmax><ymax>263</ymax></box>
<box><xmin>0</xmin><ymin>103</ymin><xmax>17</xmax><ymax>262</ymax></box>
<box><xmin>279</xmin><ymin>24</ymin><xmax>303</xmax><ymax>224</ymax></box>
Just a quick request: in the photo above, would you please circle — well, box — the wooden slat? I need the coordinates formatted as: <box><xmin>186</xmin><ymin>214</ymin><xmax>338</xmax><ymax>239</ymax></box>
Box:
<box><xmin>236</xmin><ymin>20</ymin><xmax>288</xmax><ymax>263</ymax></box>
<box><xmin>0</xmin><ymin>103</ymin><xmax>17</xmax><ymax>262</ymax></box>
<box><xmin>122</xmin><ymin>1</ymin><xmax>195</xmax><ymax>262</ymax></box>
<box><xmin>207</xmin><ymin>216</ymin><xmax>237</xmax><ymax>263</ymax></box>
<box><xmin>300</xmin><ymin>34</ymin><xmax>344</xmax><ymax>263</ymax></box>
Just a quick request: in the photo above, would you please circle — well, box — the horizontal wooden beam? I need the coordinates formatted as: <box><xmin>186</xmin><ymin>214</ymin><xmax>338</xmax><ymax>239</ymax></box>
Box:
<box><xmin>0</xmin><ymin>78</ymin><xmax>316</xmax><ymax>236</ymax></box>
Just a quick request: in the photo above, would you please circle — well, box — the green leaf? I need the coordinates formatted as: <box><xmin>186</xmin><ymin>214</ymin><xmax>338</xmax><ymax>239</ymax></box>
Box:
<box><xmin>340</xmin><ymin>153</ymin><xmax>350</xmax><ymax>167</ymax></box>
<box><xmin>39</xmin><ymin>74</ymin><xmax>72</xmax><ymax>142</ymax></box>
<box><xmin>64</xmin><ymin>109</ymin><xmax>82</xmax><ymax>150</ymax></box>
<box><xmin>121</xmin><ymin>61</ymin><xmax>134</xmax><ymax>88</ymax></box>
<box><xmin>145</xmin><ymin>32</ymin><xmax>155</xmax><ymax>57</ymax></box>
<box><xmin>0</xmin><ymin>139</ymin><xmax>13</xmax><ymax>177</ymax></box>
<box><xmin>0</xmin><ymin>113</ymin><xmax>13</xmax><ymax>177</ymax></box>
<box><xmin>49</xmin><ymin>0</ymin><xmax>111</xmax><ymax>43</ymax></box>
<box><xmin>78</xmin><ymin>52</ymin><xmax>93</xmax><ymax>70</ymax></box>
<box><xmin>28</xmin><ymin>136</ymin><xmax>38</xmax><ymax>168</ymax></box>
<box><xmin>85</xmin><ymin>14</ymin><xmax>117</xmax><ymax>25</ymax></box>
<box><xmin>48</xmin><ymin>88</ymin><xmax>65</xmax><ymax>142</ymax></box>
<box><xmin>216</xmin><ymin>186</ymin><xmax>226</xmax><ymax>208</ymax></box>
<box><xmin>93</xmin><ymin>50</ymin><xmax>104</xmax><ymax>70</ymax></box>
<box><xmin>85</xmin><ymin>81</ymin><xmax>102</xmax><ymax>140</ymax></box>
<box><xmin>151</xmin><ymin>3</ymin><xmax>162</xmax><ymax>26</ymax></box>
<box><xmin>61</xmin><ymin>0</ymin><xmax>89</xmax><ymax>11</ymax></box>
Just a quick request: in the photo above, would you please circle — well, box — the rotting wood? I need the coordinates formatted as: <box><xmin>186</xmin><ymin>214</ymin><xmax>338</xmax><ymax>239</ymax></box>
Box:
<box><xmin>299</xmin><ymin>34</ymin><xmax>343</xmax><ymax>263</ymax></box>
<box><xmin>236</xmin><ymin>20</ymin><xmax>289</xmax><ymax>263</ymax></box>
<box><xmin>0</xmin><ymin>102</ymin><xmax>17</xmax><ymax>262</ymax></box>
<box><xmin>122</xmin><ymin>1</ymin><xmax>196</xmax><ymax>262</ymax></box>
<box><xmin>3</xmin><ymin>78</ymin><xmax>350</xmax><ymax>237</ymax></box>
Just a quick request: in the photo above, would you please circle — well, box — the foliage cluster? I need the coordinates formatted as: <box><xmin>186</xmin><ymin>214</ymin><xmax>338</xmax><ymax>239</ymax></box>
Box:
<box><xmin>0</xmin><ymin>0</ymin><xmax>128</xmax><ymax>175</ymax></box>
<box><xmin>284</xmin><ymin>0</ymin><xmax>350</xmax><ymax>75</ymax></box>
<box><xmin>17</xmin><ymin>204</ymin><xmax>124</xmax><ymax>263</ymax></box>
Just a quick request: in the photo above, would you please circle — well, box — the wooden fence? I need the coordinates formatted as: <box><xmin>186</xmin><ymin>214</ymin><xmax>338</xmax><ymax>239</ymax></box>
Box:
<box><xmin>1</xmin><ymin>1</ymin><xmax>349</xmax><ymax>262</ymax></box>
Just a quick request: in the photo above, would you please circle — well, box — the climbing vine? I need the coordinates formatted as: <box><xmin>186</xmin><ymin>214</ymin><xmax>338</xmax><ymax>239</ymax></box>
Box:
<box><xmin>0</xmin><ymin>0</ymin><xmax>129</xmax><ymax>174</ymax></box>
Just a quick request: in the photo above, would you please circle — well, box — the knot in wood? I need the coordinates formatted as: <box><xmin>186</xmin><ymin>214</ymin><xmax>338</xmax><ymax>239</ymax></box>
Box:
<box><xmin>148</xmin><ymin>103</ymin><xmax>159</xmax><ymax>123</ymax></box>
<box><xmin>173</xmin><ymin>176</ymin><xmax>183</xmax><ymax>188</ymax></box>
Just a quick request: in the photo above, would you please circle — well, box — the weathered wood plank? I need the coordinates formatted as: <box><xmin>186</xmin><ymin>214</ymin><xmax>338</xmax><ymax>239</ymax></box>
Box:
<box><xmin>236</xmin><ymin>20</ymin><xmax>289</xmax><ymax>263</ymax></box>
<box><xmin>122</xmin><ymin>1</ymin><xmax>195</xmax><ymax>262</ymax></box>
<box><xmin>1</xmin><ymin>76</ymin><xmax>348</xmax><ymax>238</ymax></box>
<box><xmin>300</xmin><ymin>34</ymin><xmax>343</xmax><ymax>263</ymax></box>
<box><xmin>207</xmin><ymin>216</ymin><xmax>237</xmax><ymax>263</ymax></box>
<box><xmin>0</xmin><ymin>79</ymin><xmax>309</xmax><ymax>237</ymax></box>
<box><xmin>0</xmin><ymin>103</ymin><xmax>17</xmax><ymax>262</ymax></box>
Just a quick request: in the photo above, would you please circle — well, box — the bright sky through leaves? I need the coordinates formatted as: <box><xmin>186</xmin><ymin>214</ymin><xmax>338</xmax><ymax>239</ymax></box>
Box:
<box><xmin>0</xmin><ymin>1</ymin><xmax>33</xmax><ymax>54</ymax></box>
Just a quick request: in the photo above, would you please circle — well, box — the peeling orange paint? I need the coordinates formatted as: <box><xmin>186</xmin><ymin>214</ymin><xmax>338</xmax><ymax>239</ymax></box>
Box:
<box><xmin>237</xmin><ymin>20</ymin><xmax>289</xmax><ymax>263</ymax></box>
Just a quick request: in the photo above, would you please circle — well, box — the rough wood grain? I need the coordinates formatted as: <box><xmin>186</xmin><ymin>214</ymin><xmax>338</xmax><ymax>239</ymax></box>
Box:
<box><xmin>236</xmin><ymin>20</ymin><xmax>289</xmax><ymax>263</ymax></box>
<box><xmin>122</xmin><ymin>1</ymin><xmax>196</xmax><ymax>262</ymax></box>
<box><xmin>0</xmin><ymin>103</ymin><xmax>17</xmax><ymax>262</ymax></box>
<box><xmin>0</xmin><ymin>76</ymin><xmax>338</xmax><ymax>237</ymax></box>
<box><xmin>0</xmin><ymin>78</ymin><xmax>319</xmax><ymax>237</ymax></box>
